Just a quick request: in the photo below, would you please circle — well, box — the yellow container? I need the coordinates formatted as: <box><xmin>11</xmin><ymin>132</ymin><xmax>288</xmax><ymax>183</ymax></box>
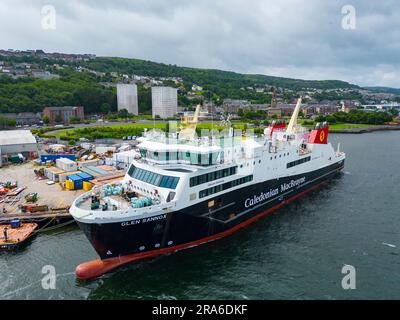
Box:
<box><xmin>65</xmin><ymin>180</ymin><xmax>74</xmax><ymax>190</ymax></box>
<box><xmin>83</xmin><ymin>181</ymin><xmax>93</xmax><ymax>191</ymax></box>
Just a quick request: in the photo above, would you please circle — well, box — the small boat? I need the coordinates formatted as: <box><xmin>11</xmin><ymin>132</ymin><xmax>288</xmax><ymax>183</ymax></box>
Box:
<box><xmin>0</xmin><ymin>220</ymin><xmax>38</xmax><ymax>251</ymax></box>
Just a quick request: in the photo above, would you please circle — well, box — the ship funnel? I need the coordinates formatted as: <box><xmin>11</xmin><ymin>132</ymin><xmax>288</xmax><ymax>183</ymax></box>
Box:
<box><xmin>286</xmin><ymin>97</ymin><xmax>302</xmax><ymax>134</ymax></box>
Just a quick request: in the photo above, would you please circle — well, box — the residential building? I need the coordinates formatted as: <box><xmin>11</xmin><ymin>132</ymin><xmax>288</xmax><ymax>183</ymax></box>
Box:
<box><xmin>117</xmin><ymin>83</ymin><xmax>138</xmax><ymax>115</ymax></box>
<box><xmin>1</xmin><ymin>112</ymin><xmax>42</xmax><ymax>126</ymax></box>
<box><xmin>314</xmin><ymin>104</ymin><xmax>340</xmax><ymax>115</ymax></box>
<box><xmin>222</xmin><ymin>99</ymin><xmax>250</xmax><ymax>113</ymax></box>
<box><xmin>267</xmin><ymin>108</ymin><xmax>282</xmax><ymax>118</ymax></box>
<box><xmin>249</xmin><ymin>104</ymin><xmax>268</xmax><ymax>111</ymax></box>
<box><xmin>152</xmin><ymin>86</ymin><xmax>178</xmax><ymax>118</ymax></box>
<box><xmin>43</xmin><ymin>106</ymin><xmax>84</xmax><ymax>124</ymax></box>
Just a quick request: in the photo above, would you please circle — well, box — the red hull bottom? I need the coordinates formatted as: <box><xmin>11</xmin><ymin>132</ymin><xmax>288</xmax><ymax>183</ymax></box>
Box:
<box><xmin>76</xmin><ymin>181</ymin><xmax>326</xmax><ymax>280</ymax></box>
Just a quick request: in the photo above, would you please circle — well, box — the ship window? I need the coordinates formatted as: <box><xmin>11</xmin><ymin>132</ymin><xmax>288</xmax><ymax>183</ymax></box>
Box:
<box><xmin>128</xmin><ymin>165</ymin><xmax>136</xmax><ymax>176</ymax></box>
<box><xmin>286</xmin><ymin>156</ymin><xmax>311</xmax><ymax>168</ymax></box>
<box><xmin>128</xmin><ymin>166</ymin><xmax>179</xmax><ymax>189</ymax></box>
<box><xmin>147</xmin><ymin>172</ymin><xmax>155</xmax><ymax>183</ymax></box>
<box><xmin>199</xmin><ymin>175</ymin><xmax>253</xmax><ymax>198</ymax></box>
<box><xmin>140</xmin><ymin>148</ymin><xmax>147</xmax><ymax>158</ymax></box>
<box><xmin>153</xmin><ymin>174</ymin><xmax>162</xmax><ymax>186</ymax></box>
<box><xmin>189</xmin><ymin>166</ymin><xmax>237</xmax><ymax>187</ymax></box>
<box><xmin>171</xmin><ymin>177</ymin><xmax>179</xmax><ymax>189</ymax></box>
<box><xmin>143</xmin><ymin>171</ymin><xmax>150</xmax><ymax>182</ymax></box>
<box><xmin>159</xmin><ymin>176</ymin><xmax>169</xmax><ymax>188</ymax></box>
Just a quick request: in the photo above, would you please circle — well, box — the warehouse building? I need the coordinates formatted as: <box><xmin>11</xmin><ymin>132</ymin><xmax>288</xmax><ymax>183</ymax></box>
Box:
<box><xmin>0</xmin><ymin>130</ymin><xmax>38</xmax><ymax>166</ymax></box>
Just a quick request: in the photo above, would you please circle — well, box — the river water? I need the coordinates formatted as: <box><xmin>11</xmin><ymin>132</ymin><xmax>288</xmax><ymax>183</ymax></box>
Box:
<box><xmin>1</xmin><ymin>131</ymin><xmax>399</xmax><ymax>299</ymax></box>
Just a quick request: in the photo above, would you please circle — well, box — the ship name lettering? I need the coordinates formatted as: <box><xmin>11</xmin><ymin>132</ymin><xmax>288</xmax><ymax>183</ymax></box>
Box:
<box><xmin>121</xmin><ymin>214</ymin><xmax>167</xmax><ymax>226</ymax></box>
<box><xmin>280</xmin><ymin>177</ymin><xmax>306</xmax><ymax>192</ymax></box>
<box><xmin>245</xmin><ymin>188</ymin><xmax>279</xmax><ymax>208</ymax></box>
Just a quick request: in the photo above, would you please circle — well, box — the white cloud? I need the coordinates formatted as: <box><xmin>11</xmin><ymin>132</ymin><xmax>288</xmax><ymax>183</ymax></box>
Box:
<box><xmin>0</xmin><ymin>0</ymin><xmax>399</xmax><ymax>87</ymax></box>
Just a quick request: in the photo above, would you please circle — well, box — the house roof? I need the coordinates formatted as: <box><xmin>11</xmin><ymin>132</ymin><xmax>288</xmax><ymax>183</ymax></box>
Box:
<box><xmin>0</xmin><ymin>130</ymin><xmax>37</xmax><ymax>146</ymax></box>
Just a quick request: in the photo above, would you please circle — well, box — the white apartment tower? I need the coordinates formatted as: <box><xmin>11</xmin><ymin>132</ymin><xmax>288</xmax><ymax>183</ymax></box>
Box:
<box><xmin>117</xmin><ymin>83</ymin><xmax>138</xmax><ymax>115</ymax></box>
<box><xmin>152</xmin><ymin>86</ymin><xmax>178</xmax><ymax>118</ymax></box>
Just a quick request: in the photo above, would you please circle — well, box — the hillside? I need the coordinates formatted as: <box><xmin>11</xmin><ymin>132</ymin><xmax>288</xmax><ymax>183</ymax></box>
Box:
<box><xmin>0</xmin><ymin>53</ymin><xmax>361</xmax><ymax>114</ymax></box>
<box><xmin>363</xmin><ymin>86</ymin><xmax>400</xmax><ymax>95</ymax></box>
<box><xmin>82</xmin><ymin>57</ymin><xmax>358</xmax><ymax>91</ymax></box>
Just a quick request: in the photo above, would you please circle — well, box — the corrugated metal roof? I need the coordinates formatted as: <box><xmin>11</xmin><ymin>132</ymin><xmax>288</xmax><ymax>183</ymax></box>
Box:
<box><xmin>0</xmin><ymin>130</ymin><xmax>37</xmax><ymax>146</ymax></box>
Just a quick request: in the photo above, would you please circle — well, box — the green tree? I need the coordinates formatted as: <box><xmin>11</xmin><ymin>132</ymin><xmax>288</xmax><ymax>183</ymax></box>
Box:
<box><xmin>389</xmin><ymin>108</ymin><xmax>399</xmax><ymax>117</ymax></box>
<box><xmin>69</xmin><ymin>116</ymin><xmax>82</xmax><ymax>124</ymax></box>
<box><xmin>42</xmin><ymin>115</ymin><xmax>50</xmax><ymax>124</ymax></box>
<box><xmin>118</xmin><ymin>108</ymin><xmax>129</xmax><ymax>119</ymax></box>
<box><xmin>100</xmin><ymin>103</ymin><xmax>111</xmax><ymax>114</ymax></box>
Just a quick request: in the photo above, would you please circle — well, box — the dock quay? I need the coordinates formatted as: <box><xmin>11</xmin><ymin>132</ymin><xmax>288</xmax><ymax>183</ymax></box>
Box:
<box><xmin>0</xmin><ymin>152</ymin><xmax>127</xmax><ymax>228</ymax></box>
<box><xmin>0</xmin><ymin>210</ymin><xmax>73</xmax><ymax>227</ymax></box>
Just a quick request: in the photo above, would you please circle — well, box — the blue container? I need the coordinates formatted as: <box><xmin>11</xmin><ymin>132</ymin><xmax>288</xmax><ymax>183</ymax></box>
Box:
<box><xmin>68</xmin><ymin>174</ymin><xmax>83</xmax><ymax>190</ymax></box>
<box><xmin>10</xmin><ymin>219</ymin><xmax>21</xmax><ymax>229</ymax></box>
<box><xmin>77</xmin><ymin>172</ymin><xmax>93</xmax><ymax>181</ymax></box>
<box><xmin>40</xmin><ymin>154</ymin><xmax>76</xmax><ymax>163</ymax></box>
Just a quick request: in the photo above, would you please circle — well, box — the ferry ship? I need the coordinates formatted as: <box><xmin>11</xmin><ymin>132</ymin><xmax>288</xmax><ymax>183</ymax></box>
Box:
<box><xmin>70</xmin><ymin>98</ymin><xmax>345</xmax><ymax>279</ymax></box>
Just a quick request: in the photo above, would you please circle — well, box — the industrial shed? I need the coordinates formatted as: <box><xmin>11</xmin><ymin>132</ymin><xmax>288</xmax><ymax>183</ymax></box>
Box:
<box><xmin>0</xmin><ymin>130</ymin><xmax>38</xmax><ymax>166</ymax></box>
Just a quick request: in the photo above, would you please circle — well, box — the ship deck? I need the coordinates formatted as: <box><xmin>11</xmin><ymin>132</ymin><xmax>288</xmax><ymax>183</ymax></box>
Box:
<box><xmin>77</xmin><ymin>194</ymin><xmax>133</xmax><ymax>211</ymax></box>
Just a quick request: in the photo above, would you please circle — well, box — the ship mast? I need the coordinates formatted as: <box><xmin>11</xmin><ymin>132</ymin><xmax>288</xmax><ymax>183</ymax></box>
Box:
<box><xmin>286</xmin><ymin>97</ymin><xmax>302</xmax><ymax>134</ymax></box>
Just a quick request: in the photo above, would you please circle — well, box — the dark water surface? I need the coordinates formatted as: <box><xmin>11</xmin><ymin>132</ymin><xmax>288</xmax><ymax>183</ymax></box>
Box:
<box><xmin>1</xmin><ymin>131</ymin><xmax>399</xmax><ymax>299</ymax></box>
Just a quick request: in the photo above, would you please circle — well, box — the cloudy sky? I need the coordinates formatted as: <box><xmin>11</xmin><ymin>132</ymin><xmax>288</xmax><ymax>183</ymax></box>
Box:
<box><xmin>0</xmin><ymin>0</ymin><xmax>399</xmax><ymax>87</ymax></box>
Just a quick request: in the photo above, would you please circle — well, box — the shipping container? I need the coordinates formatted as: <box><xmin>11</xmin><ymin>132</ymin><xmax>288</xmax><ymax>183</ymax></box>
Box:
<box><xmin>65</xmin><ymin>180</ymin><xmax>74</xmax><ymax>190</ymax></box>
<box><xmin>87</xmin><ymin>166</ymin><xmax>110</xmax><ymax>176</ymax></box>
<box><xmin>59</xmin><ymin>170</ymin><xmax>82</xmax><ymax>183</ymax></box>
<box><xmin>80</xmin><ymin>167</ymin><xmax>103</xmax><ymax>178</ymax></box>
<box><xmin>77</xmin><ymin>172</ymin><xmax>93</xmax><ymax>181</ymax></box>
<box><xmin>44</xmin><ymin>167</ymin><xmax>65</xmax><ymax>182</ymax></box>
<box><xmin>40</xmin><ymin>154</ymin><xmax>76</xmax><ymax>163</ymax></box>
<box><xmin>56</xmin><ymin>157</ymin><xmax>78</xmax><ymax>172</ymax></box>
<box><xmin>67</xmin><ymin>174</ymin><xmax>83</xmax><ymax>190</ymax></box>
<box><xmin>96</xmin><ymin>165</ymin><xmax>116</xmax><ymax>172</ymax></box>
<box><xmin>77</xmin><ymin>159</ymin><xmax>100</xmax><ymax>169</ymax></box>
<box><xmin>83</xmin><ymin>181</ymin><xmax>93</xmax><ymax>191</ymax></box>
